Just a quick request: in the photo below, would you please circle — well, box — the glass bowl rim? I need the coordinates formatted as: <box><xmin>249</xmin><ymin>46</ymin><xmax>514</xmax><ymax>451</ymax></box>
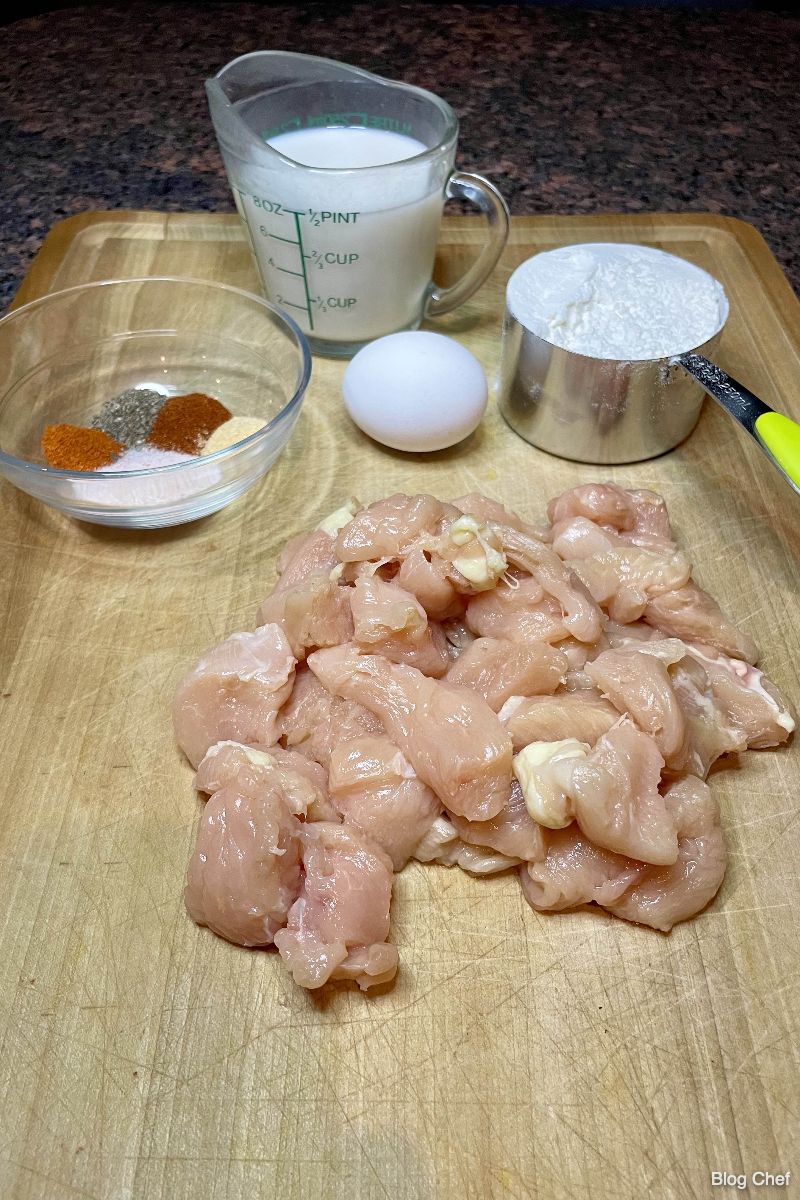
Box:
<box><xmin>0</xmin><ymin>274</ymin><xmax>313</xmax><ymax>478</ymax></box>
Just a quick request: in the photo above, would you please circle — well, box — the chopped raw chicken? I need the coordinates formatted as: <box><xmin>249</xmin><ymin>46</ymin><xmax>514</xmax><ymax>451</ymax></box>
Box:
<box><xmin>546</xmin><ymin>482</ymin><xmax>676</xmax><ymax>555</ymax></box>
<box><xmin>466</xmin><ymin>576</ymin><xmax>568</xmax><ymax>644</ymax></box>
<box><xmin>185</xmin><ymin>782</ymin><xmax>303</xmax><ymax>947</ymax></box>
<box><xmin>308</xmin><ymin>644</ymin><xmax>513</xmax><ymax>821</ymax></box>
<box><xmin>685</xmin><ymin>643</ymin><xmax>795</xmax><ymax>748</ymax></box>
<box><xmin>445</xmin><ymin>636</ymin><xmax>567</xmax><ymax>710</ymax></box>
<box><xmin>257</xmin><ymin>573</ymin><xmax>354</xmax><ymax>659</ymax></box>
<box><xmin>335</xmin><ymin>493</ymin><xmax>449</xmax><ymax>563</ymax></box>
<box><xmin>568</xmin><ymin>717</ymin><xmax>678</xmax><ymax>865</ymax></box>
<box><xmin>435</xmin><ymin>514</ymin><xmax>508</xmax><ymax>592</ymax></box>
<box><xmin>447</xmin><ymin>777</ymin><xmax>546</xmax><ymax>861</ymax></box>
<box><xmin>520</xmin><ymin>825</ymin><xmax>642</xmax><ymax>912</ymax></box>
<box><xmin>644</xmin><ymin>581</ymin><xmax>759</xmax><ymax>664</ymax></box>
<box><xmin>274</xmin><ymin>528</ymin><xmax>338</xmax><ymax>592</ymax></box>
<box><xmin>547</xmin><ymin>482</ymin><xmax>639</xmax><ymax>533</ymax></box>
<box><xmin>413</xmin><ymin>815</ymin><xmax>523</xmax><ymax>874</ymax></box>
<box><xmin>174</xmin><ymin>484</ymin><xmax>792</xmax><ymax>994</ymax></box>
<box><xmin>453</xmin><ymin>492</ymin><xmax>550</xmax><ymax>541</ymax></box>
<box><xmin>552</xmin><ymin>518</ymin><xmax>691</xmax><ymax>624</ymax></box>
<box><xmin>195</xmin><ymin>740</ymin><xmax>337</xmax><ymax>822</ymax></box>
<box><xmin>585</xmin><ymin>645</ymin><xmax>689</xmax><ymax>769</ymax></box>
<box><xmin>327</xmin><ymin>736</ymin><xmax>441</xmax><ymax>870</ymax></box>
<box><xmin>349</xmin><ymin>576</ymin><xmax>450</xmax><ymax>677</ymax></box>
<box><xmin>396</xmin><ymin>546</ymin><xmax>464</xmax><ymax>621</ymax></box>
<box><xmin>498</xmin><ymin>692</ymin><xmax>619</xmax><ymax>750</ymax></box>
<box><xmin>173</xmin><ymin>624</ymin><xmax>296</xmax><ymax>768</ymax></box>
<box><xmin>494</xmin><ymin>525</ymin><xmax>604</xmax><ymax>644</ymax></box>
<box><xmin>274</xmin><ymin>822</ymin><xmax>397</xmax><ymax>991</ymax></box>
<box><xmin>278</xmin><ymin>663</ymin><xmax>382</xmax><ymax>768</ymax></box>
<box><xmin>604</xmin><ymin>775</ymin><xmax>726</xmax><ymax>930</ymax></box>
<box><xmin>520</xmin><ymin>774</ymin><xmax>725</xmax><ymax>930</ymax></box>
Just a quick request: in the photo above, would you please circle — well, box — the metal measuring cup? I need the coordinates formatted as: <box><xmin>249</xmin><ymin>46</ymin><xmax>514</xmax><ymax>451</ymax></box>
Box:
<box><xmin>496</xmin><ymin>248</ymin><xmax>728</xmax><ymax>465</ymax></box>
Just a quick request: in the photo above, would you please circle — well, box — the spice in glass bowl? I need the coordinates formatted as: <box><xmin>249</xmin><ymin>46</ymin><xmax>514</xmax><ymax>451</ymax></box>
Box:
<box><xmin>41</xmin><ymin>424</ymin><xmax>123</xmax><ymax>471</ymax></box>
<box><xmin>148</xmin><ymin>393</ymin><xmax>231</xmax><ymax>454</ymax></box>
<box><xmin>91</xmin><ymin>387</ymin><xmax>167</xmax><ymax>448</ymax></box>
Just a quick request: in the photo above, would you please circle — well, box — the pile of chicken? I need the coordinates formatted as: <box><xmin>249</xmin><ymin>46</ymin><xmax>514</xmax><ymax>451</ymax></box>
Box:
<box><xmin>174</xmin><ymin>485</ymin><xmax>795</xmax><ymax>992</ymax></box>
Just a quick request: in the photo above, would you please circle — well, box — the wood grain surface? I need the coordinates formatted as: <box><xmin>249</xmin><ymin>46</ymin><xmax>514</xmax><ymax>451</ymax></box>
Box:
<box><xmin>1</xmin><ymin>212</ymin><xmax>798</xmax><ymax>1200</ymax></box>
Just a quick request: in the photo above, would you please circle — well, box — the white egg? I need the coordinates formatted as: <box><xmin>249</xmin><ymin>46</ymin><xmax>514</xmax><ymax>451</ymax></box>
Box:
<box><xmin>342</xmin><ymin>331</ymin><xmax>487</xmax><ymax>452</ymax></box>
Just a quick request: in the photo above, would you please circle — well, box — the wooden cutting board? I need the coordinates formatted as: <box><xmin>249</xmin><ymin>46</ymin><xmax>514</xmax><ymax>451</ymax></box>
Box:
<box><xmin>1</xmin><ymin>212</ymin><xmax>798</xmax><ymax>1200</ymax></box>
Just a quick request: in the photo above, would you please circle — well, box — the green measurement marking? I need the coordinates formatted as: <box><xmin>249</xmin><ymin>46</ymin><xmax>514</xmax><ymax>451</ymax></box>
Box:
<box><xmin>293</xmin><ymin>212</ymin><xmax>315</xmax><ymax>331</ymax></box>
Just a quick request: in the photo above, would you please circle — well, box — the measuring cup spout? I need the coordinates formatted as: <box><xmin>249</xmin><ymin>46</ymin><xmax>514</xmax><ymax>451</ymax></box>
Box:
<box><xmin>207</xmin><ymin>51</ymin><xmax>379</xmax><ymax>160</ymax></box>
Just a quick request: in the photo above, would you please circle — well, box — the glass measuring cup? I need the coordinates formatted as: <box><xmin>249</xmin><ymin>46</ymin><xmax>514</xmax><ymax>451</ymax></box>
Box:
<box><xmin>207</xmin><ymin>52</ymin><xmax>509</xmax><ymax>356</ymax></box>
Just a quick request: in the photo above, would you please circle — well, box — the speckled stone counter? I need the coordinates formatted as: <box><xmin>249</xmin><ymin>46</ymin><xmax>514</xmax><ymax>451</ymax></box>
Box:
<box><xmin>1</xmin><ymin>2</ymin><xmax>798</xmax><ymax>306</ymax></box>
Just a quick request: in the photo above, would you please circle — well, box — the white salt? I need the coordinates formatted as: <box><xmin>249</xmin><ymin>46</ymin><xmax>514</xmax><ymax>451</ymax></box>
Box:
<box><xmin>67</xmin><ymin>447</ymin><xmax>222</xmax><ymax>508</ymax></box>
<box><xmin>100</xmin><ymin>447</ymin><xmax>195</xmax><ymax>471</ymax></box>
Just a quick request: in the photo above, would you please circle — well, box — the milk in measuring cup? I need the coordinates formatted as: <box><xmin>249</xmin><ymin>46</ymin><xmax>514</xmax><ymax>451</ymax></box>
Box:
<box><xmin>230</xmin><ymin>126</ymin><xmax>444</xmax><ymax>345</ymax></box>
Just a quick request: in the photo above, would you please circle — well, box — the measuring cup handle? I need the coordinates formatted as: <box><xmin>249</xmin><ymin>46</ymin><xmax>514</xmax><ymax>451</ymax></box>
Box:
<box><xmin>425</xmin><ymin>171</ymin><xmax>510</xmax><ymax>317</ymax></box>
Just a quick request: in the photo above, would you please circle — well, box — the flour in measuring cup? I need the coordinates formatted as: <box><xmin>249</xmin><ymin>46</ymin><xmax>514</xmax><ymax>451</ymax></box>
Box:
<box><xmin>506</xmin><ymin>243</ymin><xmax>728</xmax><ymax>360</ymax></box>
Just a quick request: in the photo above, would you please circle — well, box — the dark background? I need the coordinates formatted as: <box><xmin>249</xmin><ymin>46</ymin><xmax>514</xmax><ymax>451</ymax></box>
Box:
<box><xmin>1</xmin><ymin>1</ymin><xmax>798</xmax><ymax>304</ymax></box>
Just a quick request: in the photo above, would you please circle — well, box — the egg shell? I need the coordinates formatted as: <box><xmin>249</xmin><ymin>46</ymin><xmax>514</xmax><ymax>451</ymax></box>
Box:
<box><xmin>342</xmin><ymin>331</ymin><xmax>488</xmax><ymax>452</ymax></box>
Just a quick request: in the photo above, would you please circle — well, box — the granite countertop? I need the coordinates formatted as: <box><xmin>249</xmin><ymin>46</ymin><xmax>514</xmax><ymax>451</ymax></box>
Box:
<box><xmin>1</xmin><ymin>2</ymin><xmax>798</xmax><ymax>307</ymax></box>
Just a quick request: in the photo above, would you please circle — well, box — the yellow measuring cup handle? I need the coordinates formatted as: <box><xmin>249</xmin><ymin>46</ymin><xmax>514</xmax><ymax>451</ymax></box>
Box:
<box><xmin>754</xmin><ymin>411</ymin><xmax>800</xmax><ymax>492</ymax></box>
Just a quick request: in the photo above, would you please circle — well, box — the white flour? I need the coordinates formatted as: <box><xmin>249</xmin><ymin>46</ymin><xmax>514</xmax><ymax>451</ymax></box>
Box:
<box><xmin>506</xmin><ymin>243</ymin><xmax>728</xmax><ymax>360</ymax></box>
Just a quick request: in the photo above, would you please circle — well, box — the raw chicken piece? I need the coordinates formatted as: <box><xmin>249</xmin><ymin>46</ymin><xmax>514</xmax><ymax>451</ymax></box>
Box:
<box><xmin>547</xmin><ymin>482</ymin><xmax>637</xmax><ymax>532</ymax></box>
<box><xmin>326</xmin><ymin>944</ymin><xmax>399</xmax><ymax>989</ymax></box>
<box><xmin>413</xmin><ymin>816</ymin><xmax>522</xmax><ymax>874</ymax></box>
<box><xmin>621</xmin><ymin>488</ymin><xmax>677</xmax><ymax>554</ymax></box>
<box><xmin>185</xmin><ymin>783</ymin><xmax>302</xmax><ymax>947</ymax></box>
<box><xmin>274</xmin><ymin>822</ymin><xmax>397</xmax><ymax>991</ymax></box>
<box><xmin>568</xmin><ymin>717</ymin><xmax>678</xmax><ymax>865</ymax></box>
<box><xmin>195</xmin><ymin>740</ymin><xmax>337</xmax><ymax>822</ymax></box>
<box><xmin>585</xmin><ymin>646</ymin><xmax>689</xmax><ymax>769</ymax></box>
<box><xmin>667</xmin><ymin>654</ymin><xmax>747</xmax><ymax>777</ymax></box>
<box><xmin>546</xmin><ymin>483</ymin><xmax>676</xmax><ymax>554</ymax></box>
<box><xmin>448</xmin><ymin>777</ymin><xmax>545</xmax><ymax>862</ymax></box>
<box><xmin>335</xmin><ymin>493</ymin><xmax>448</xmax><ymax>563</ymax></box>
<box><xmin>327</xmin><ymin>736</ymin><xmax>441</xmax><ymax>870</ymax></box>
<box><xmin>278</xmin><ymin>663</ymin><xmax>382</xmax><ymax>768</ymax></box>
<box><xmin>554</xmin><ymin>519</ymin><xmax>692</xmax><ymax>624</ymax></box>
<box><xmin>273</xmin><ymin>529</ymin><xmax>338</xmax><ymax>593</ymax></box>
<box><xmin>396</xmin><ymin>546</ymin><xmax>465</xmax><ymax>621</ymax></box>
<box><xmin>257</xmin><ymin>573</ymin><xmax>354</xmax><ymax>659</ymax></box>
<box><xmin>349</xmin><ymin>576</ymin><xmax>449</xmax><ymax>677</ymax></box>
<box><xmin>605</xmin><ymin>619</ymin><xmax>663</xmax><ymax>646</ymax></box>
<box><xmin>495</xmin><ymin>525</ymin><xmax>604</xmax><ymax>644</ymax></box>
<box><xmin>550</xmin><ymin>516</ymin><xmax>621</xmax><ymax>561</ymax></box>
<box><xmin>173</xmin><ymin>625</ymin><xmax>296</xmax><ymax>769</ymax></box>
<box><xmin>520</xmin><ymin>776</ymin><xmax>725</xmax><ymax>931</ymax></box>
<box><xmin>498</xmin><ymin>693</ymin><xmax>619</xmax><ymax>751</ymax></box>
<box><xmin>686</xmin><ymin>644</ymin><xmax>795</xmax><ymax>748</ymax></box>
<box><xmin>445</xmin><ymin>636</ymin><xmax>567</xmax><ymax>710</ymax></box>
<box><xmin>308</xmin><ymin>645</ymin><xmax>513</xmax><ymax>821</ymax></box>
<box><xmin>434</xmin><ymin>514</ymin><xmax>508</xmax><ymax>593</ymax></box>
<box><xmin>452</xmin><ymin>492</ymin><xmax>548</xmax><ymax>539</ymax></box>
<box><xmin>466</xmin><ymin>576</ymin><xmax>568</xmax><ymax>644</ymax></box>
<box><xmin>604</xmin><ymin>776</ymin><xmax>726</xmax><ymax>930</ymax></box>
<box><xmin>644</xmin><ymin>582</ymin><xmax>759</xmax><ymax>663</ymax></box>
<box><xmin>520</xmin><ymin>825</ymin><xmax>642</xmax><ymax>912</ymax></box>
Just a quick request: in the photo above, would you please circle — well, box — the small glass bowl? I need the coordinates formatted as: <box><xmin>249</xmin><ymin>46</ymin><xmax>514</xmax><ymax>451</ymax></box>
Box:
<box><xmin>0</xmin><ymin>276</ymin><xmax>312</xmax><ymax>527</ymax></box>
